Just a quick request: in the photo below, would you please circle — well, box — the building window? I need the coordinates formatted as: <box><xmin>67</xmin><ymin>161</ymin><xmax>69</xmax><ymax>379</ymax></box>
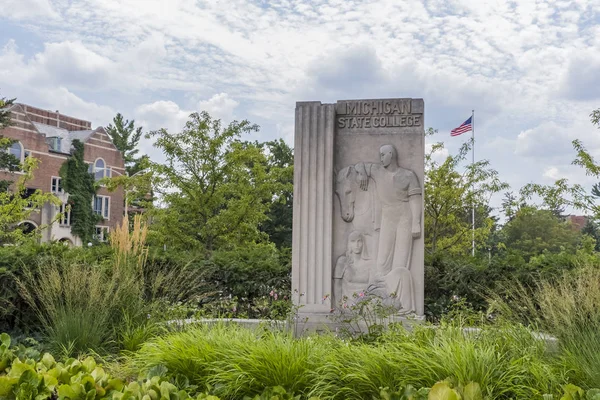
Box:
<box><xmin>8</xmin><ymin>141</ymin><xmax>23</xmax><ymax>162</ymax></box>
<box><xmin>94</xmin><ymin>158</ymin><xmax>112</xmax><ymax>181</ymax></box>
<box><xmin>57</xmin><ymin>203</ymin><xmax>71</xmax><ymax>226</ymax></box>
<box><xmin>2</xmin><ymin>141</ymin><xmax>24</xmax><ymax>171</ymax></box>
<box><xmin>93</xmin><ymin>195</ymin><xmax>110</xmax><ymax>219</ymax></box>
<box><xmin>21</xmin><ymin>188</ymin><xmax>37</xmax><ymax>209</ymax></box>
<box><xmin>51</xmin><ymin>176</ymin><xmax>63</xmax><ymax>193</ymax></box>
<box><xmin>94</xmin><ymin>226</ymin><xmax>110</xmax><ymax>242</ymax></box>
<box><xmin>48</xmin><ymin>137</ymin><xmax>62</xmax><ymax>152</ymax></box>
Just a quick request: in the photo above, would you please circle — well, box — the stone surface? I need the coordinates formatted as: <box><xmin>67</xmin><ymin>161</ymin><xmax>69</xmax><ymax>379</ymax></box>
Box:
<box><xmin>293</xmin><ymin>98</ymin><xmax>425</xmax><ymax>325</ymax></box>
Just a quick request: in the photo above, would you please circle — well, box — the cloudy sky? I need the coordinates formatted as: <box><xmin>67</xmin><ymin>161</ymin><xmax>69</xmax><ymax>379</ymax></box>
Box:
<box><xmin>1</xmin><ymin>0</ymin><xmax>599</xmax><ymax>210</ymax></box>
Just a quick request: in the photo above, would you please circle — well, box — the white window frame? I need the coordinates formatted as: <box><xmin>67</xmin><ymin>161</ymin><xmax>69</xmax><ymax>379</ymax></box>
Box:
<box><xmin>93</xmin><ymin>158</ymin><xmax>111</xmax><ymax>181</ymax></box>
<box><xmin>57</xmin><ymin>203</ymin><xmax>71</xmax><ymax>226</ymax></box>
<box><xmin>51</xmin><ymin>176</ymin><xmax>64</xmax><ymax>193</ymax></box>
<box><xmin>93</xmin><ymin>195</ymin><xmax>110</xmax><ymax>220</ymax></box>
<box><xmin>94</xmin><ymin>226</ymin><xmax>110</xmax><ymax>242</ymax></box>
<box><xmin>8</xmin><ymin>141</ymin><xmax>24</xmax><ymax>163</ymax></box>
<box><xmin>2</xmin><ymin>141</ymin><xmax>26</xmax><ymax>174</ymax></box>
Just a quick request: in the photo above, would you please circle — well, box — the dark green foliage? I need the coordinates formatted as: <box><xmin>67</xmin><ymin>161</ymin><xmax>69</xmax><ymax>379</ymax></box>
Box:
<box><xmin>0</xmin><ymin>95</ymin><xmax>19</xmax><ymax>191</ymax></box>
<box><xmin>260</xmin><ymin>139</ymin><xmax>294</xmax><ymax>249</ymax></box>
<box><xmin>147</xmin><ymin>112</ymin><xmax>288</xmax><ymax>253</ymax></box>
<box><xmin>582</xmin><ymin>219</ymin><xmax>600</xmax><ymax>251</ymax></box>
<box><xmin>501</xmin><ymin>207</ymin><xmax>581</xmax><ymax>261</ymax></box>
<box><xmin>0</xmin><ymin>243</ymin><xmax>112</xmax><ymax>334</ymax></box>
<box><xmin>106</xmin><ymin>113</ymin><xmax>144</xmax><ymax>175</ymax></box>
<box><xmin>60</xmin><ymin>140</ymin><xmax>99</xmax><ymax>244</ymax></box>
<box><xmin>130</xmin><ymin>322</ymin><xmax>562</xmax><ymax>400</ymax></box>
<box><xmin>200</xmin><ymin>243</ymin><xmax>291</xmax><ymax>319</ymax></box>
<box><xmin>0</xmin><ymin>96</ymin><xmax>15</xmax><ymax>129</ymax></box>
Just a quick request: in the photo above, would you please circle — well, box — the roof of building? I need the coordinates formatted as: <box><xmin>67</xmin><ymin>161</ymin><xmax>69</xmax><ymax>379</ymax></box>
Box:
<box><xmin>32</xmin><ymin>122</ymin><xmax>96</xmax><ymax>154</ymax></box>
<box><xmin>4</xmin><ymin>103</ymin><xmax>116</xmax><ymax>155</ymax></box>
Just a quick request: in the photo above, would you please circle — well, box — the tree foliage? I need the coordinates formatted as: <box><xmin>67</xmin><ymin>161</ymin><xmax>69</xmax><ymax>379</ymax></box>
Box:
<box><xmin>0</xmin><ymin>95</ymin><xmax>15</xmax><ymax>129</ymax></box>
<box><xmin>0</xmin><ymin>95</ymin><xmax>19</xmax><ymax>192</ymax></box>
<box><xmin>147</xmin><ymin>111</ymin><xmax>289</xmax><ymax>253</ymax></box>
<box><xmin>501</xmin><ymin>207</ymin><xmax>582</xmax><ymax>262</ymax></box>
<box><xmin>0</xmin><ymin>157</ymin><xmax>60</xmax><ymax>244</ymax></box>
<box><xmin>60</xmin><ymin>140</ymin><xmax>99</xmax><ymax>244</ymax></box>
<box><xmin>106</xmin><ymin>113</ymin><xmax>143</xmax><ymax>175</ymax></box>
<box><xmin>424</xmin><ymin>129</ymin><xmax>508</xmax><ymax>255</ymax></box>
<box><xmin>259</xmin><ymin>139</ymin><xmax>294</xmax><ymax>249</ymax></box>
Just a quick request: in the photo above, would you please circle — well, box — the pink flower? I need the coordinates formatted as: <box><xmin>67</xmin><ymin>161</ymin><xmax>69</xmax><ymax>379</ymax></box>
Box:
<box><xmin>269</xmin><ymin>290</ymin><xmax>275</xmax><ymax>297</ymax></box>
<box><xmin>274</xmin><ymin>293</ymin><xmax>278</xmax><ymax>300</ymax></box>
<box><xmin>358</xmin><ymin>292</ymin><xmax>365</xmax><ymax>298</ymax></box>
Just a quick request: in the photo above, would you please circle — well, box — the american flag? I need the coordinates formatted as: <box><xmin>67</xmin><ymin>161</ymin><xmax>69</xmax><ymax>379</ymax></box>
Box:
<box><xmin>451</xmin><ymin>116</ymin><xmax>473</xmax><ymax>136</ymax></box>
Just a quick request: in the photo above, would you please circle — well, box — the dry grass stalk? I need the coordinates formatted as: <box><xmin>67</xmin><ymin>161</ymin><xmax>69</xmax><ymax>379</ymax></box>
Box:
<box><xmin>110</xmin><ymin>215</ymin><xmax>148</xmax><ymax>277</ymax></box>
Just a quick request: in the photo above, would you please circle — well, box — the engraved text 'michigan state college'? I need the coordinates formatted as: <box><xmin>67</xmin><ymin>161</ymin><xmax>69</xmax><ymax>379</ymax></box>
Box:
<box><xmin>337</xmin><ymin>99</ymin><xmax>422</xmax><ymax>130</ymax></box>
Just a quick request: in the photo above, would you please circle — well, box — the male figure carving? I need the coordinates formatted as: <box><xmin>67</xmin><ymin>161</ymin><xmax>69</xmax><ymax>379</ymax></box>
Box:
<box><xmin>355</xmin><ymin>144</ymin><xmax>421</xmax><ymax>313</ymax></box>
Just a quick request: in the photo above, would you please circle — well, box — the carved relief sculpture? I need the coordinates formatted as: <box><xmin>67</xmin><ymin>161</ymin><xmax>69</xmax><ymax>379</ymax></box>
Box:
<box><xmin>335</xmin><ymin>144</ymin><xmax>421</xmax><ymax>314</ymax></box>
<box><xmin>333</xmin><ymin>230</ymin><xmax>371</xmax><ymax>303</ymax></box>
<box><xmin>292</xmin><ymin>98</ymin><xmax>424</xmax><ymax>328</ymax></box>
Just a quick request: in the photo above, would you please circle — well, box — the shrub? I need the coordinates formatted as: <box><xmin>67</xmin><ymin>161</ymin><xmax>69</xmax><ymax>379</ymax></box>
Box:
<box><xmin>310</xmin><ymin>322</ymin><xmax>561</xmax><ymax>399</ymax></box>
<box><xmin>15</xmin><ymin>216</ymin><xmax>208</xmax><ymax>356</ymax></box>
<box><xmin>492</xmin><ymin>266</ymin><xmax>600</xmax><ymax>389</ymax></box>
<box><xmin>131</xmin><ymin>323</ymin><xmax>329</xmax><ymax>398</ymax></box>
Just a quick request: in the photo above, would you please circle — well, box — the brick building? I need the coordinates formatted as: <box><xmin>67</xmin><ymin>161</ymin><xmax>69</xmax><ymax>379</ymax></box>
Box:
<box><xmin>0</xmin><ymin>103</ymin><xmax>125</xmax><ymax>245</ymax></box>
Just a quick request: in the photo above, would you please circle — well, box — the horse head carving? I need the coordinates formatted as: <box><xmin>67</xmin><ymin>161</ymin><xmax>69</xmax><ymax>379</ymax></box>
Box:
<box><xmin>335</xmin><ymin>166</ymin><xmax>356</xmax><ymax>222</ymax></box>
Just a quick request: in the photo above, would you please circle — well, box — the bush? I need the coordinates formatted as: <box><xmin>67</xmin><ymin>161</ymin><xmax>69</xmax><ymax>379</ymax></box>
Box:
<box><xmin>311</xmin><ymin>322</ymin><xmax>560</xmax><ymax>399</ymax></box>
<box><xmin>0</xmin><ymin>241</ymin><xmax>112</xmax><ymax>333</ymax></box>
<box><xmin>201</xmin><ymin>243</ymin><xmax>291</xmax><ymax>319</ymax></box>
<box><xmin>14</xmin><ymin>217</ymin><xmax>208</xmax><ymax>356</ymax></box>
<box><xmin>131</xmin><ymin>323</ymin><xmax>330</xmax><ymax>398</ymax></box>
<box><xmin>492</xmin><ymin>266</ymin><xmax>600</xmax><ymax>389</ymax></box>
<box><xmin>127</xmin><ymin>321</ymin><xmax>563</xmax><ymax>400</ymax></box>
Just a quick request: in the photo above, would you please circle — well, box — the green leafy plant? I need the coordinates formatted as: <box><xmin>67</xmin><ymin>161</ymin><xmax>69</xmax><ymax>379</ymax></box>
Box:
<box><xmin>60</xmin><ymin>139</ymin><xmax>99</xmax><ymax>244</ymax></box>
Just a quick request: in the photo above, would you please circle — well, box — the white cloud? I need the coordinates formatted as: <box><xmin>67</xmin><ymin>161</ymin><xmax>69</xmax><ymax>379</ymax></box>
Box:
<box><xmin>33</xmin><ymin>41</ymin><xmax>116</xmax><ymax>89</ymax></box>
<box><xmin>1</xmin><ymin>0</ymin><xmax>600</xmax><ymax>194</ymax></box>
<box><xmin>135</xmin><ymin>100</ymin><xmax>190</xmax><ymax>133</ymax></box>
<box><xmin>425</xmin><ymin>141</ymin><xmax>450</xmax><ymax>166</ymax></box>
<box><xmin>2</xmin><ymin>0</ymin><xmax>59</xmax><ymax>20</ymax></box>
<box><xmin>0</xmin><ymin>40</ymin><xmax>114</xmax><ymax>127</ymax></box>
<box><xmin>559</xmin><ymin>50</ymin><xmax>600</xmax><ymax>101</ymax></box>
<box><xmin>197</xmin><ymin>93</ymin><xmax>239</xmax><ymax>122</ymax></box>
<box><xmin>515</xmin><ymin>119</ymin><xmax>600</xmax><ymax>161</ymax></box>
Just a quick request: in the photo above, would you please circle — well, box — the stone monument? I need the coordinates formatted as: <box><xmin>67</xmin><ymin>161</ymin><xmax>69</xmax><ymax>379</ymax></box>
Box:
<box><xmin>292</xmin><ymin>99</ymin><xmax>424</xmax><ymax>328</ymax></box>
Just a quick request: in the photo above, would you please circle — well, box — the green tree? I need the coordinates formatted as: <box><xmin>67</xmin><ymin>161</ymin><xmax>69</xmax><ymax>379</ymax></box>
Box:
<box><xmin>259</xmin><ymin>139</ymin><xmax>294</xmax><ymax>249</ymax></box>
<box><xmin>0</xmin><ymin>95</ymin><xmax>15</xmax><ymax>128</ymax></box>
<box><xmin>147</xmin><ymin>111</ymin><xmax>286</xmax><ymax>253</ymax></box>
<box><xmin>106</xmin><ymin>113</ymin><xmax>143</xmax><ymax>175</ymax></box>
<box><xmin>60</xmin><ymin>140</ymin><xmax>99</xmax><ymax>243</ymax></box>
<box><xmin>425</xmin><ymin>130</ymin><xmax>508</xmax><ymax>255</ymax></box>
<box><xmin>0</xmin><ymin>95</ymin><xmax>20</xmax><ymax>191</ymax></box>
<box><xmin>0</xmin><ymin>157</ymin><xmax>61</xmax><ymax>244</ymax></box>
<box><xmin>500</xmin><ymin>206</ymin><xmax>582</xmax><ymax>262</ymax></box>
<box><xmin>101</xmin><ymin>155</ymin><xmax>153</xmax><ymax>218</ymax></box>
<box><xmin>581</xmin><ymin>219</ymin><xmax>600</xmax><ymax>252</ymax></box>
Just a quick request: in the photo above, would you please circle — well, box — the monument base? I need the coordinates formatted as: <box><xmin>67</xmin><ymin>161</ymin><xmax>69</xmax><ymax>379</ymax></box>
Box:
<box><xmin>293</xmin><ymin>311</ymin><xmax>425</xmax><ymax>336</ymax></box>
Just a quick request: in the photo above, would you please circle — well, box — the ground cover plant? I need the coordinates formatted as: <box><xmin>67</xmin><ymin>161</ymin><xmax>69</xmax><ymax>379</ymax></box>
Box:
<box><xmin>124</xmin><ymin>321</ymin><xmax>572</xmax><ymax>400</ymax></box>
<box><xmin>5</xmin><ymin>321</ymin><xmax>600</xmax><ymax>400</ymax></box>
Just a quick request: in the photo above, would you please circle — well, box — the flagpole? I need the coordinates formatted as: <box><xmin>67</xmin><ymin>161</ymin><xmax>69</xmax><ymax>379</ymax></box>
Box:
<box><xmin>471</xmin><ymin>109</ymin><xmax>475</xmax><ymax>257</ymax></box>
